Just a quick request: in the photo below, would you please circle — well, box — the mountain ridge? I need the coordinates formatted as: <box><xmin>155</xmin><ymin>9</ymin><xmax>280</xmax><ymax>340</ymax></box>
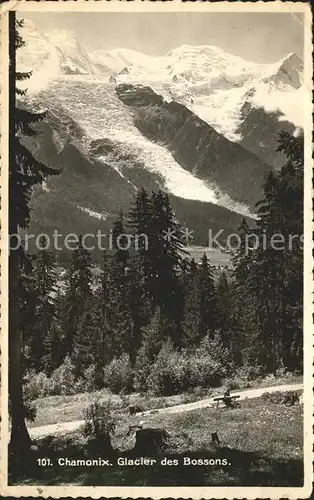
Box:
<box><xmin>16</xmin><ymin>18</ymin><xmax>303</xmax><ymax>247</ymax></box>
<box><xmin>23</xmin><ymin>105</ymin><xmax>255</xmax><ymax>257</ymax></box>
<box><xmin>18</xmin><ymin>19</ymin><xmax>303</xmax><ymax>140</ymax></box>
<box><xmin>116</xmin><ymin>83</ymin><xmax>271</xmax><ymax>208</ymax></box>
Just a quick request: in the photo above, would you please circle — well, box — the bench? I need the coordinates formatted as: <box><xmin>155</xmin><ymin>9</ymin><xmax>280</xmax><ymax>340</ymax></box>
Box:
<box><xmin>213</xmin><ymin>394</ymin><xmax>240</xmax><ymax>408</ymax></box>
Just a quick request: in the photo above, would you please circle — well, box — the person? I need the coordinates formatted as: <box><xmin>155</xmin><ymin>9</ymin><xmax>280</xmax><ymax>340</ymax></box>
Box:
<box><xmin>223</xmin><ymin>388</ymin><xmax>233</xmax><ymax>408</ymax></box>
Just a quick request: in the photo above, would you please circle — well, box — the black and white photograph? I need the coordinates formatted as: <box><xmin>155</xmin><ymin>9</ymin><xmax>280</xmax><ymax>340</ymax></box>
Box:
<box><xmin>1</xmin><ymin>2</ymin><xmax>313</xmax><ymax>497</ymax></box>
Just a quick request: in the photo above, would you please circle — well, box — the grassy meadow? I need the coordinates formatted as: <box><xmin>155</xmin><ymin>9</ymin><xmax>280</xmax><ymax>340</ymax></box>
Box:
<box><xmin>27</xmin><ymin>373</ymin><xmax>302</xmax><ymax>429</ymax></box>
<box><xmin>10</xmin><ymin>396</ymin><xmax>303</xmax><ymax>487</ymax></box>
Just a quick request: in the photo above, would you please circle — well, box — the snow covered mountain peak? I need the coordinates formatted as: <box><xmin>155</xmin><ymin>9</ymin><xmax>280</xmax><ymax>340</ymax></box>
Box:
<box><xmin>94</xmin><ymin>44</ymin><xmax>304</xmax><ymax>139</ymax></box>
<box><xmin>17</xmin><ymin>19</ymin><xmax>304</xmax><ymax>140</ymax></box>
<box><xmin>166</xmin><ymin>44</ymin><xmax>226</xmax><ymax>58</ymax></box>
<box><xmin>16</xmin><ymin>19</ymin><xmax>305</xmax><ymax>230</ymax></box>
<box><xmin>267</xmin><ymin>52</ymin><xmax>303</xmax><ymax>88</ymax></box>
<box><xmin>17</xmin><ymin>19</ymin><xmax>100</xmax><ymax>93</ymax></box>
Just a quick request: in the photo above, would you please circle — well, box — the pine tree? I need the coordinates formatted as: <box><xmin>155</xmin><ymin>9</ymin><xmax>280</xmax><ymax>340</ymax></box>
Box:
<box><xmin>128</xmin><ymin>187</ymin><xmax>152</xmax><ymax>251</ymax></box>
<box><xmin>30</xmin><ymin>236</ymin><xmax>58</xmax><ymax>371</ymax></box>
<box><xmin>248</xmin><ymin>164</ymin><xmax>297</xmax><ymax>373</ymax></box>
<box><xmin>112</xmin><ymin>210</ymin><xmax>129</xmax><ymax>265</ymax></box>
<box><xmin>149</xmin><ymin>190</ymin><xmax>187</xmax><ymax>346</ymax></box>
<box><xmin>72</xmin><ymin>298</ymin><xmax>101</xmax><ymax>379</ymax></box>
<box><xmin>232</xmin><ymin>218</ymin><xmax>251</xmax><ymax>286</ymax></box>
<box><xmin>110</xmin><ymin>256</ymin><xmax>148</xmax><ymax>364</ymax></box>
<box><xmin>18</xmin><ymin>255</ymin><xmax>37</xmax><ymax>370</ymax></box>
<box><xmin>199</xmin><ymin>253</ymin><xmax>217</xmax><ymax>338</ymax></box>
<box><xmin>123</xmin><ymin>257</ymin><xmax>148</xmax><ymax>364</ymax></box>
<box><xmin>232</xmin><ymin>131</ymin><xmax>303</xmax><ymax>373</ymax></box>
<box><xmin>64</xmin><ymin>236</ymin><xmax>93</xmax><ymax>357</ymax></box>
<box><xmin>231</xmin><ymin>218</ymin><xmax>262</xmax><ymax>367</ymax></box>
<box><xmin>276</xmin><ymin>131</ymin><xmax>303</xmax><ymax>370</ymax></box>
<box><xmin>216</xmin><ymin>272</ymin><xmax>243</xmax><ymax>366</ymax></box>
<box><xmin>129</xmin><ymin>189</ymin><xmax>190</xmax><ymax>347</ymax></box>
<box><xmin>128</xmin><ymin>188</ymin><xmax>153</xmax><ymax>306</ymax></box>
<box><xmin>98</xmin><ymin>251</ymin><xmax>114</xmax><ymax>365</ymax></box>
<box><xmin>43</xmin><ymin>318</ymin><xmax>65</xmax><ymax>375</ymax></box>
<box><xmin>9</xmin><ymin>14</ymin><xmax>59</xmax><ymax>454</ymax></box>
<box><xmin>134</xmin><ymin>308</ymin><xmax>162</xmax><ymax>392</ymax></box>
<box><xmin>181</xmin><ymin>258</ymin><xmax>201</xmax><ymax>347</ymax></box>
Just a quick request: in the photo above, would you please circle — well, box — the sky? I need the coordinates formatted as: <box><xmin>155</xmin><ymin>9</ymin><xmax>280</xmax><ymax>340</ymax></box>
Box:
<box><xmin>23</xmin><ymin>12</ymin><xmax>304</xmax><ymax>63</ymax></box>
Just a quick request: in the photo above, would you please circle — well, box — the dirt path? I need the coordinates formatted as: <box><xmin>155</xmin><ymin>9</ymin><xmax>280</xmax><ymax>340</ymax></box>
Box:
<box><xmin>29</xmin><ymin>383</ymin><xmax>302</xmax><ymax>439</ymax></box>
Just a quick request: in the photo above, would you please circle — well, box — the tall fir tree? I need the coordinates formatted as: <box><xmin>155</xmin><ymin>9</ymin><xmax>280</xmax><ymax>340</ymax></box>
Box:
<box><xmin>72</xmin><ymin>298</ymin><xmax>102</xmax><ymax>379</ymax></box>
<box><xmin>275</xmin><ymin>131</ymin><xmax>303</xmax><ymax>370</ymax></box>
<box><xmin>43</xmin><ymin>288</ymin><xmax>66</xmax><ymax>375</ymax></box>
<box><xmin>64</xmin><ymin>236</ymin><xmax>93</xmax><ymax>357</ymax></box>
<box><xmin>9</xmin><ymin>14</ymin><xmax>59</xmax><ymax>454</ymax></box>
<box><xmin>98</xmin><ymin>251</ymin><xmax>114</xmax><ymax>366</ymax></box>
<box><xmin>216</xmin><ymin>272</ymin><xmax>243</xmax><ymax>366</ymax></box>
<box><xmin>30</xmin><ymin>236</ymin><xmax>58</xmax><ymax>372</ymax></box>
<box><xmin>181</xmin><ymin>258</ymin><xmax>201</xmax><ymax>347</ymax></box>
<box><xmin>232</xmin><ymin>131</ymin><xmax>303</xmax><ymax>373</ymax></box>
<box><xmin>128</xmin><ymin>187</ymin><xmax>153</xmax><ymax>307</ymax></box>
<box><xmin>149</xmin><ymin>190</ymin><xmax>187</xmax><ymax>346</ymax></box>
<box><xmin>128</xmin><ymin>188</ymin><xmax>152</xmax><ymax>249</ymax></box>
<box><xmin>123</xmin><ymin>257</ymin><xmax>149</xmax><ymax>364</ymax></box>
<box><xmin>199</xmin><ymin>253</ymin><xmax>217</xmax><ymax>339</ymax></box>
<box><xmin>112</xmin><ymin>210</ymin><xmax>129</xmax><ymax>266</ymax></box>
<box><xmin>231</xmin><ymin>218</ymin><xmax>262</xmax><ymax>366</ymax></box>
<box><xmin>18</xmin><ymin>255</ymin><xmax>37</xmax><ymax>370</ymax></box>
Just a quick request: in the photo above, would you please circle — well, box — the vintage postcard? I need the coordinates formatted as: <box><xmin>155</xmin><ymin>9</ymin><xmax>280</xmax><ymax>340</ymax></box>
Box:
<box><xmin>0</xmin><ymin>0</ymin><xmax>313</xmax><ymax>498</ymax></box>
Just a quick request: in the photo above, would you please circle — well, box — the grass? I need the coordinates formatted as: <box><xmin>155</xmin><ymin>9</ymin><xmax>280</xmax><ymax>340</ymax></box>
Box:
<box><xmin>28</xmin><ymin>389</ymin><xmax>215</xmax><ymax>428</ymax></box>
<box><xmin>10</xmin><ymin>397</ymin><xmax>303</xmax><ymax>487</ymax></box>
<box><xmin>221</xmin><ymin>373</ymin><xmax>303</xmax><ymax>391</ymax></box>
<box><xmin>28</xmin><ymin>374</ymin><xmax>302</xmax><ymax>428</ymax></box>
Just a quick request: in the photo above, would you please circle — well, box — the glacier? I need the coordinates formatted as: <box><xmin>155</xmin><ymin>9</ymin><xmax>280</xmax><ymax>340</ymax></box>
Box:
<box><xmin>17</xmin><ymin>19</ymin><xmax>303</xmax><ymax>218</ymax></box>
<box><xmin>18</xmin><ymin>19</ymin><xmax>304</xmax><ymax>137</ymax></box>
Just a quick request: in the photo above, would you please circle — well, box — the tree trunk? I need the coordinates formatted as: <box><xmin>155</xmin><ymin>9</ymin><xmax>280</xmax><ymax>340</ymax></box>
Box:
<box><xmin>8</xmin><ymin>11</ymin><xmax>32</xmax><ymax>457</ymax></box>
<box><xmin>87</xmin><ymin>432</ymin><xmax>114</xmax><ymax>457</ymax></box>
<box><xmin>9</xmin><ymin>249</ymin><xmax>32</xmax><ymax>455</ymax></box>
<box><xmin>134</xmin><ymin>428</ymin><xmax>169</xmax><ymax>455</ymax></box>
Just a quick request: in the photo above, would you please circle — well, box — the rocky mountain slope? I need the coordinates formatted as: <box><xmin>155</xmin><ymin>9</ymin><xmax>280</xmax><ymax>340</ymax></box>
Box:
<box><xmin>16</xmin><ymin>19</ymin><xmax>304</xmax><ymax>254</ymax></box>
<box><xmin>24</xmin><ymin>100</ymin><xmax>251</xmax><ymax>257</ymax></box>
<box><xmin>91</xmin><ymin>44</ymin><xmax>303</xmax><ymax>165</ymax></box>
<box><xmin>19</xmin><ymin>20</ymin><xmax>303</xmax><ymax>154</ymax></box>
<box><xmin>116</xmin><ymin>83</ymin><xmax>270</xmax><ymax>207</ymax></box>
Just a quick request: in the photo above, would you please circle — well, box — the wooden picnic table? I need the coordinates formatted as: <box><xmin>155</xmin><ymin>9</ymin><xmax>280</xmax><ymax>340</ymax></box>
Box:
<box><xmin>213</xmin><ymin>394</ymin><xmax>240</xmax><ymax>408</ymax></box>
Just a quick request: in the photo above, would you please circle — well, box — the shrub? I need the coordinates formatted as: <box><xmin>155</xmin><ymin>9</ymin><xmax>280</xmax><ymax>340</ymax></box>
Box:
<box><xmin>24</xmin><ymin>370</ymin><xmax>51</xmax><ymax>400</ymax></box>
<box><xmin>261</xmin><ymin>390</ymin><xmax>301</xmax><ymax>406</ymax></box>
<box><xmin>200</xmin><ymin>333</ymin><xmax>235</xmax><ymax>376</ymax></box>
<box><xmin>146</xmin><ymin>341</ymin><xmax>186</xmax><ymax>396</ymax></box>
<box><xmin>134</xmin><ymin>349</ymin><xmax>152</xmax><ymax>393</ymax></box>
<box><xmin>146</xmin><ymin>340</ymin><xmax>227</xmax><ymax>396</ymax></box>
<box><xmin>222</xmin><ymin>378</ymin><xmax>241</xmax><ymax>391</ymax></box>
<box><xmin>235</xmin><ymin>364</ymin><xmax>265</xmax><ymax>381</ymax></box>
<box><xmin>82</xmin><ymin>399</ymin><xmax>116</xmax><ymax>457</ymax></box>
<box><xmin>187</xmin><ymin>347</ymin><xmax>227</xmax><ymax>388</ymax></box>
<box><xmin>49</xmin><ymin>356</ymin><xmax>78</xmax><ymax>395</ymax></box>
<box><xmin>83</xmin><ymin>399</ymin><xmax>116</xmax><ymax>441</ymax></box>
<box><xmin>185</xmin><ymin>386</ymin><xmax>210</xmax><ymax>400</ymax></box>
<box><xmin>275</xmin><ymin>366</ymin><xmax>288</xmax><ymax>378</ymax></box>
<box><xmin>24</xmin><ymin>357</ymin><xmax>87</xmax><ymax>399</ymax></box>
<box><xmin>81</xmin><ymin>364</ymin><xmax>100</xmax><ymax>392</ymax></box>
<box><xmin>103</xmin><ymin>354</ymin><xmax>134</xmax><ymax>393</ymax></box>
